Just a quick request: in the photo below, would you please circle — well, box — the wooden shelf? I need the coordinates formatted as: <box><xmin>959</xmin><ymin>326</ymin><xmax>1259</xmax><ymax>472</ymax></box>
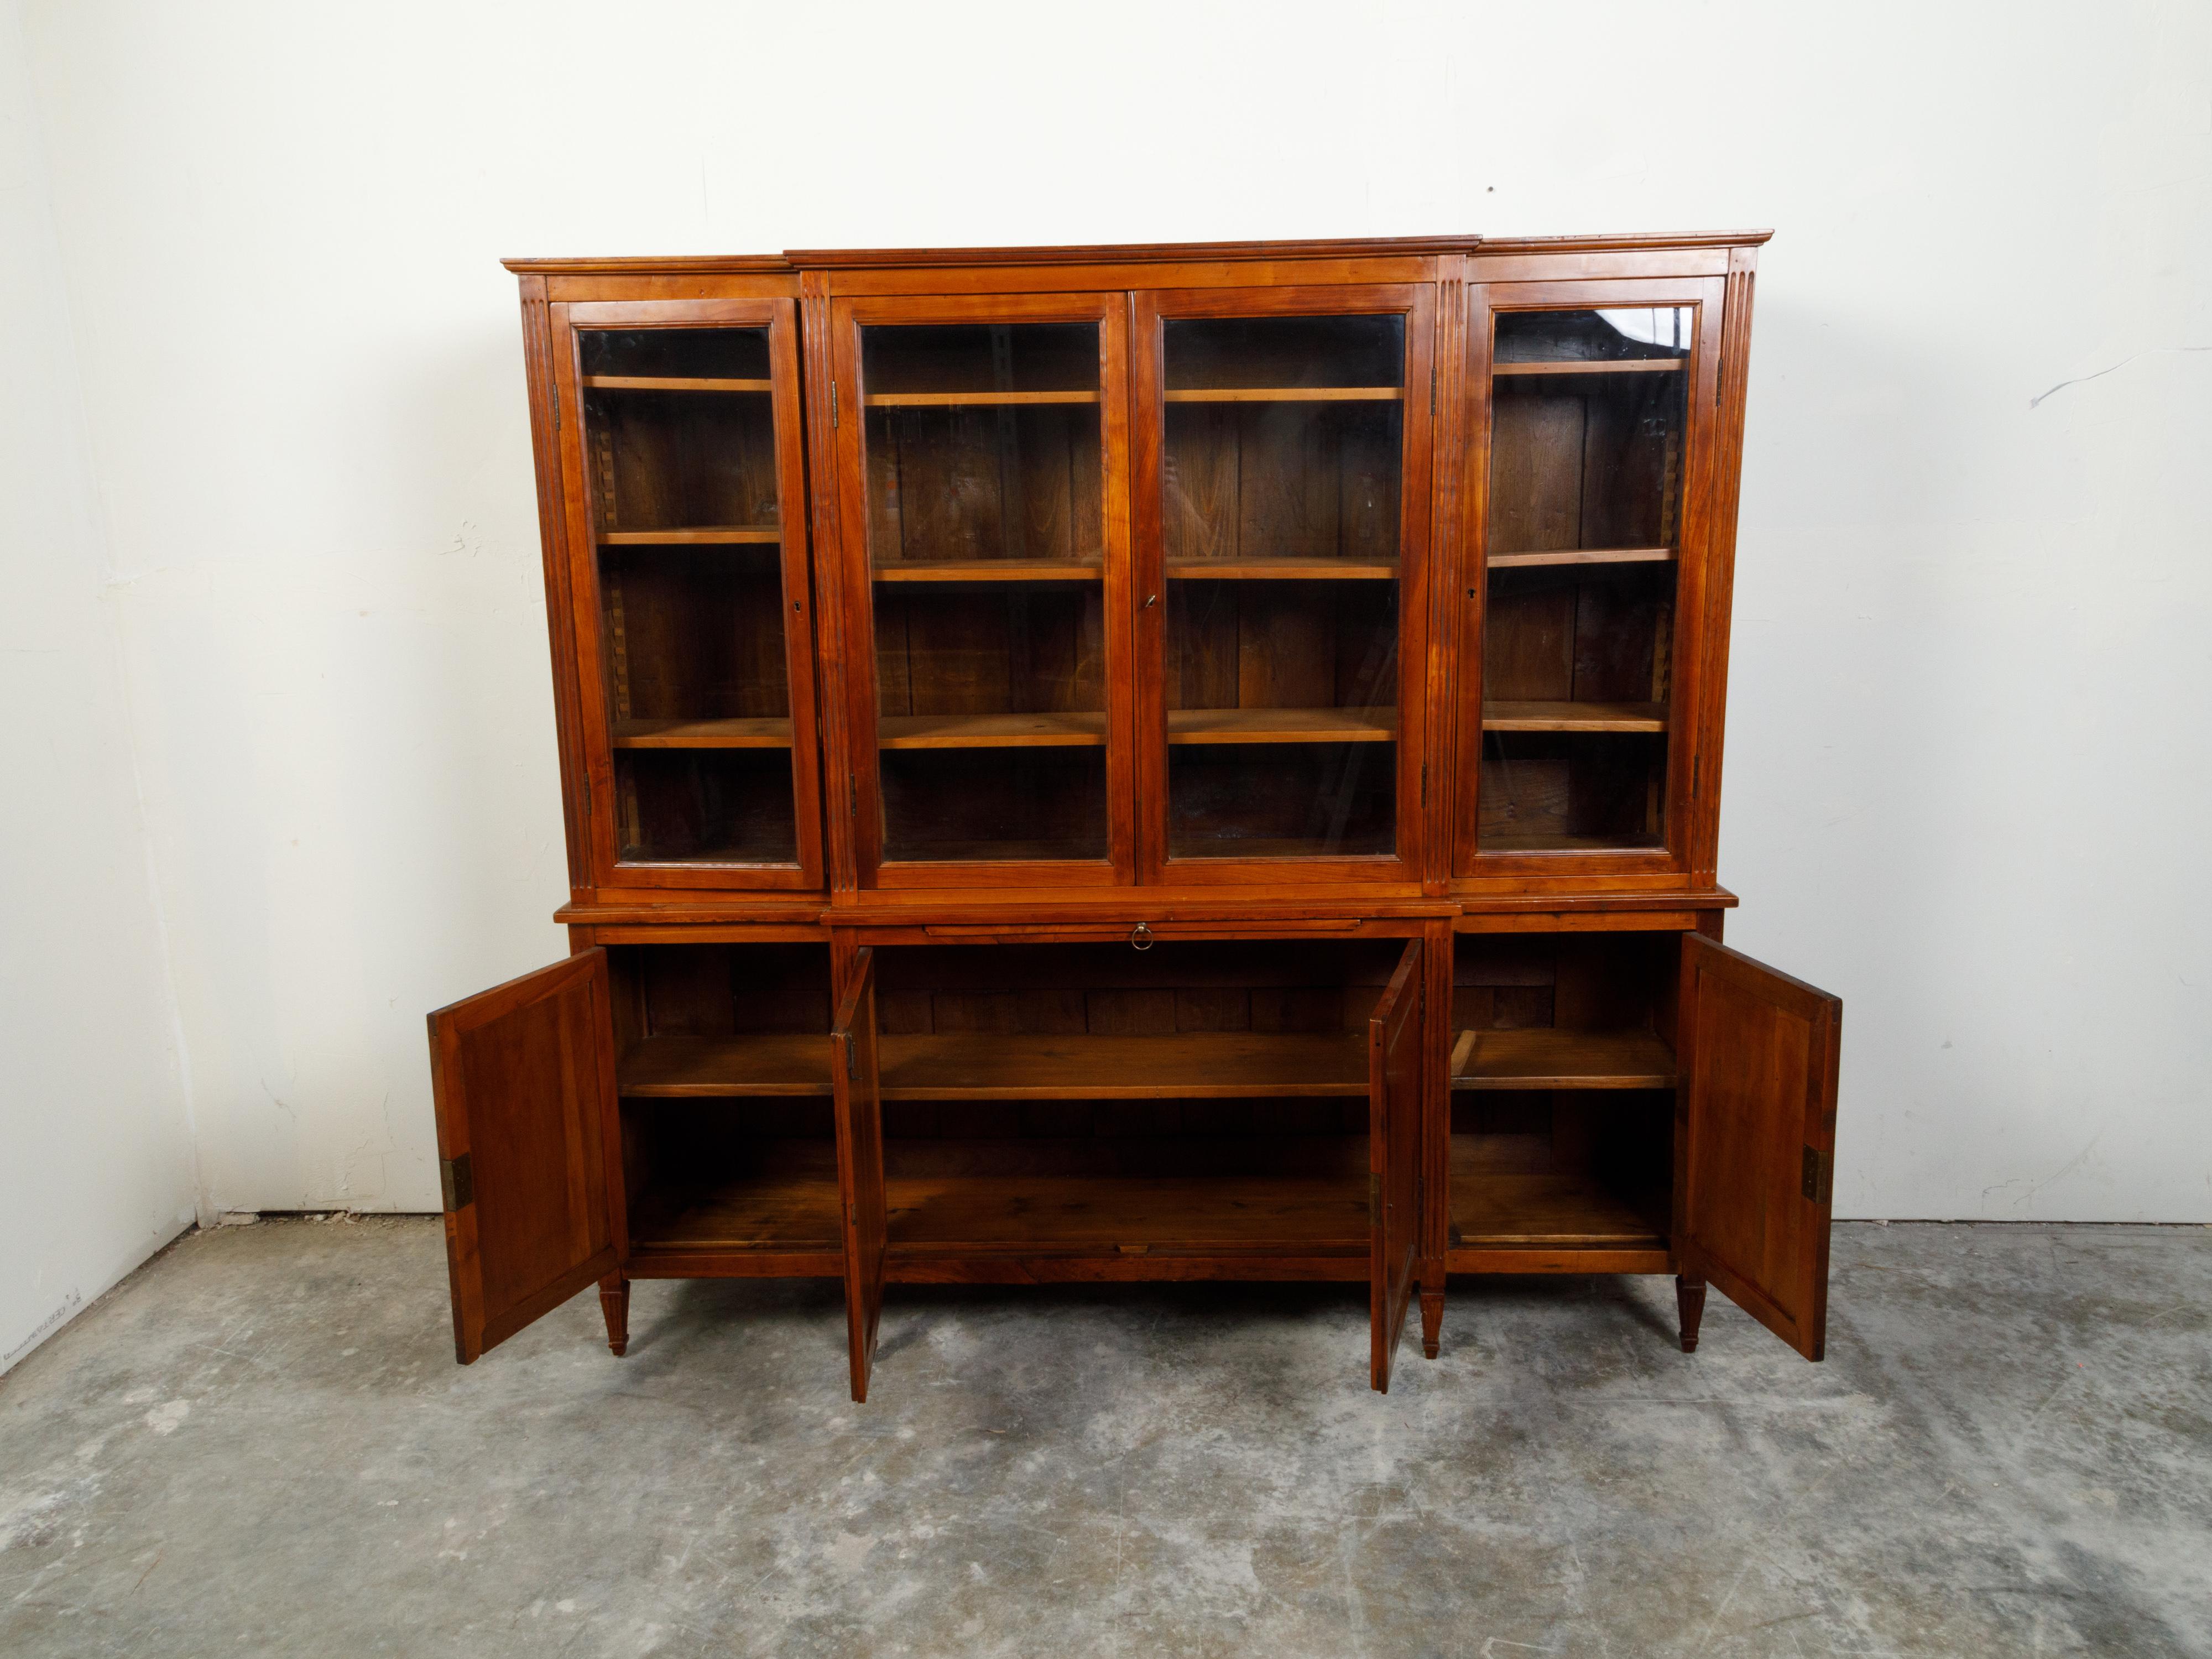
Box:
<box><xmin>599</xmin><ymin>527</ymin><xmax>780</xmax><ymax>546</ymax></box>
<box><xmin>1449</xmin><ymin>1028</ymin><xmax>1678</xmax><ymax>1091</ymax></box>
<box><xmin>1475</xmin><ymin>831</ymin><xmax>1665</xmax><ymax>854</ymax></box>
<box><xmin>882</xmin><ymin>1032</ymin><xmax>1367</xmax><ymax>1099</ymax></box>
<box><xmin>629</xmin><ymin>1172</ymin><xmax>841</xmax><ymax>1253</ymax></box>
<box><xmin>1168</xmin><ymin>707</ymin><xmax>1395</xmax><ymax>745</ymax></box>
<box><xmin>620</xmin><ymin>1036</ymin><xmax>833</xmax><ymax>1098</ymax></box>
<box><xmin>583</xmin><ymin>375</ymin><xmax>773</xmax><ymax>394</ymax></box>
<box><xmin>1449</xmin><ymin>1166</ymin><xmax>1667</xmax><ymax>1251</ymax></box>
<box><xmin>617</xmin><ymin>1032</ymin><xmax>1370</xmax><ymax>1102</ymax></box>
<box><xmin>883</xmin><ymin>840</ymin><xmax>1108</xmax><ymax>864</ymax></box>
<box><xmin>613</xmin><ymin>717</ymin><xmax>793</xmax><ymax>749</ymax></box>
<box><xmin>625</xmin><ymin>1151</ymin><xmax>1366</xmax><ymax>1257</ymax></box>
<box><xmin>864</xmin><ymin>390</ymin><xmax>1098</xmax><ymax>407</ymax></box>
<box><xmin>1166</xmin><ymin>558</ymin><xmax>1399</xmax><ymax>580</ymax></box>
<box><xmin>1489</xmin><ymin>546</ymin><xmax>1674</xmax><ymax>570</ymax></box>
<box><xmin>1483</xmin><ymin>701</ymin><xmax>1666</xmax><ymax>733</ymax></box>
<box><xmin>891</xmin><ymin>1170</ymin><xmax>1365</xmax><ymax>1254</ymax></box>
<box><xmin>879</xmin><ymin>711</ymin><xmax>1106</xmax><ymax>749</ymax></box>
<box><xmin>1493</xmin><ymin>359</ymin><xmax>1684</xmax><ymax>377</ymax></box>
<box><xmin>1166</xmin><ymin>387</ymin><xmax>1402</xmax><ymax>403</ymax></box>
<box><xmin>873</xmin><ymin>560</ymin><xmax>1101</xmax><ymax>582</ymax></box>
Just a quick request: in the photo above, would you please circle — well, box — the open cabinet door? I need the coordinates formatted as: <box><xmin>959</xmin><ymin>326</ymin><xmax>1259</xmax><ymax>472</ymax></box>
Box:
<box><xmin>832</xmin><ymin>947</ymin><xmax>887</xmax><ymax>1402</ymax></box>
<box><xmin>1676</xmin><ymin>935</ymin><xmax>1843</xmax><ymax>1359</ymax></box>
<box><xmin>426</xmin><ymin>950</ymin><xmax>620</xmax><ymax>1364</ymax></box>
<box><xmin>1369</xmin><ymin>938</ymin><xmax>1424</xmax><ymax>1391</ymax></box>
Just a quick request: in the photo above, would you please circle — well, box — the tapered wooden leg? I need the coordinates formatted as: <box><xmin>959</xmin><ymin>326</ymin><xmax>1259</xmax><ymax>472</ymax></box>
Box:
<box><xmin>1676</xmin><ymin>1275</ymin><xmax>1707</xmax><ymax>1354</ymax></box>
<box><xmin>1420</xmin><ymin>1286</ymin><xmax>1445</xmax><ymax>1359</ymax></box>
<box><xmin>598</xmin><ymin>1272</ymin><xmax>630</xmax><ymax>1358</ymax></box>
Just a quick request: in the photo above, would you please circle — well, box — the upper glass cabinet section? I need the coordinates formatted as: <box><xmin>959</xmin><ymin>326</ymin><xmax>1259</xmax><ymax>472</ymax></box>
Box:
<box><xmin>1159</xmin><ymin>314</ymin><xmax>1406</xmax><ymax>862</ymax></box>
<box><xmin>860</xmin><ymin>320</ymin><xmax>1110</xmax><ymax>864</ymax></box>
<box><xmin>578</xmin><ymin>326</ymin><xmax>802</xmax><ymax>869</ymax></box>
<box><xmin>1478</xmin><ymin>304</ymin><xmax>1693</xmax><ymax>854</ymax></box>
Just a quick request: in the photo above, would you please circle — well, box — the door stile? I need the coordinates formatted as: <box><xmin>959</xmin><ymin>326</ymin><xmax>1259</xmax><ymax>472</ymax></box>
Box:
<box><xmin>1673</xmin><ymin>933</ymin><xmax>1841</xmax><ymax>1359</ymax></box>
<box><xmin>1423</xmin><ymin>262</ymin><xmax>1467</xmax><ymax>896</ymax></box>
<box><xmin>1369</xmin><ymin>936</ymin><xmax>1424</xmax><ymax>1390</ymax></box>
<box><xmin>1688</xmin><ymin>251</ymin><xmax>1760</xmax><ymax>884</ymax></box>
<box><xmin>802</xmin><ymin>269</ymin><xmax>859</xmax><ymax>894</ymax></box>
<box><xmin>518</xmin><ymin>276</ymin><xmax>593</xmax><ymax>898</ymax></box>
<box><xmin>832</xmin><ymin>947</ymin><xmax>888</xmax><ymax>1401</ymax></box>
<box><xmin>1418</xmin><ymin>914</ymin><xmax>1453</xmax><ymax>1355</ymax></box>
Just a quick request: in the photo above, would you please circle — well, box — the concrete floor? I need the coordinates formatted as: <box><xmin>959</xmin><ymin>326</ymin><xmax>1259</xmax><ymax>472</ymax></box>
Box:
<box><xmin>1</xmin><ymin>1222</ymin><xmax>2206</xmax><ymax>1657</ymax></box>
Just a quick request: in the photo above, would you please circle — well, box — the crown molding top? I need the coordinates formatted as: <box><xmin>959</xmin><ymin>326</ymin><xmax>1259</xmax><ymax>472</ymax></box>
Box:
<box><xmin>500</xmin><ymin>229</ymin><xmax>1773</xmax><ymax>277</ymax></box>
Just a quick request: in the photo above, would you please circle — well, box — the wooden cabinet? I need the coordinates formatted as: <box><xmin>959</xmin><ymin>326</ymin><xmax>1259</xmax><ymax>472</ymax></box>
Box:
<box><xmin>440</xmin><ymin>235</ymin><xmax>1839</xmax><ymax>1398</ymax></box>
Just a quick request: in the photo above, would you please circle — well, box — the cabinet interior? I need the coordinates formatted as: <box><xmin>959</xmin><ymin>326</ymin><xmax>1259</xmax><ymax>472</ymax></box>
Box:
<box><xmin>1160</xmin><ymin>312</ymin><xmax>1408</xmax><ymax>860</ymax></box>
<box><xmin>1479</xmin><ymin>304</ymin><xmax>1691</xmax><ymax>856</ymax></box>
<box><xmin>1448</xmin><ymin>931</ymin><xmax>1677</xmax><ymax>1257</ymax></box>
<box><xmin>859</xmin><ymin>321</ymin><xmax>1110</xmax><ymax>863</ymax></box>
<box><xmin>580</xmin><ymin>325</ymin><xmax>801</xmax><ymax>866</ymax></box>
<box><xmin>612</xmin><ymin>940</ymin><xmax>1405</xmax><ymax>1264</ymax></box>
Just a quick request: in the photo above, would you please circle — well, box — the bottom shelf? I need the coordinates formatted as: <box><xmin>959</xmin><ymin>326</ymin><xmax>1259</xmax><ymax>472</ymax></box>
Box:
<box><xmin>627</xmin><ymin>1137</ymin><xmax>1368</xmax><ymax>1263</ymax></box>
<box><xmin>627</xmin><ymin>1136</ymin><xmax>1672</xmax><ymax>1275</ymax></box>
<box><xmin>1446</xmin><ymin>1135</ymin><xmax>1668</xmax><ymax>1270</ymax></box>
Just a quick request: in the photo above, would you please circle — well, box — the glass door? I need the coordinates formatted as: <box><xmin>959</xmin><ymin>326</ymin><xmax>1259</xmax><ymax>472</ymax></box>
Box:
<box><xmin>1134</xmin><ymin>286</ymin><xmax>1433</xmax><ymax>884</ymax></box>
<box><xmin>552</xmin><ymin>298</ymin><xmax>822</xmax><ymax>889</ymax></box>
<box><xmin>1458</xmin><ymin>279</ymin><xmax>1723</xmax><ymax>870</ymax></box>
<box><xmin>831</xmin><ymin>293</ymin><xmax>1133</xmax><ymax>886</ymax></box>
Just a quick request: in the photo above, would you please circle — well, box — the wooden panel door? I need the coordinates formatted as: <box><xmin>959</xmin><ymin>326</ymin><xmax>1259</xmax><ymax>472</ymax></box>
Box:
<box><xmin>547</xmin><ymin>297</ymin><xmax>825</xmax><ymax>890</ymax></box>
<box><xmin>832</xmin><ymin>947</ymin><xmax>887</xmax><ymax>1401</ymax></box>
<box><xmin>1453</xmin><ymin>276</ymin><xmax>1728</xmax><ymax>880</ymax></box>
<box><xmin>1674</xmin><ymin>935</ymin><xmax>1843</xmax><ymax>1359</ymax></box>
<box><xmin>426</xmin><ymin>950</ymin><xmax>623</xmax><ymax>1363</ymax></box>
<box><xmin>1133</xmin><ymin>284</ymin><xmax>1434</xmax><ymax>886</ymax></box>
<box><xmin>827</xmin><ymin>291</ymin><xmax>1135</xmax><ymax>888</ymax></box>
<box><xmin>1369</xmin><ymin>937</ymin><xmax>1423</xmax><ymax>1390</ymax></box>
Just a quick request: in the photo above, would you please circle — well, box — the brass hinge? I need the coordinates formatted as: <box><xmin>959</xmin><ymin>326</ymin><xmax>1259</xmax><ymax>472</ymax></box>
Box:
<box><xmin>552</xmin><ymin>395</ymin><xmax>561</xmax><ymax>431</ymax></box>
<box><xmin>831</xmin><ymin>380</ymin><xmax>839</xmax><ymax>427</ymax></box>
<box><xmin>1802</xmin><ymin>1145</ymin><xmax>1832</xmax><ymax>1205</ymax></box>
<box><xmin>1369</xmin><ymin>1170</ymin><xmax>1381</xmax><ymax>1224</ymax></box>
<box><xmin>440</xmin><ymin>1153</ymin><xmax>474</xmax><ymax>1212</ymax></box>
<box><xmin>846</xmin><ymin>1038</ymin><xmax>858</xmax><ymax>1079</ymax></box>
<box><xmin>1421</xmin><ymin>761</ymin><xmax>1428</xmax><ymax>806</ymax></box>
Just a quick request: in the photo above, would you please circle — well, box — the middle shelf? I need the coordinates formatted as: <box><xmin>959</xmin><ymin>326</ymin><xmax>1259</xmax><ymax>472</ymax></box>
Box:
<box><xmin>867</xmin><ymin>708</ymin><xmax>1396</xmax><ymax>750</ymax></box>
<box><xmin>619</xmin><ymin>1030</ymin><xmax>1371</xmax><ymax>1100</ymax></box>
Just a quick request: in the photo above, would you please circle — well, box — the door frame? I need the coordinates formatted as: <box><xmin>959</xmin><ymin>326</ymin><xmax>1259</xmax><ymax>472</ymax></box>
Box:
<box><xmin>547</xmin><ymin>296</ymin><xmax>826</xmax><ymax>891</ymax></box>
<box><xmin>823</xmin><ymin>289</ymin><xmax>1137</xmax><ymax>890</ymax></box>
<box><xmin>1130</xmin><ymin>282</ymin><xmax>1436</xmax><ymax>888</ymax></box>
<box><xmin>1449</xmin><ymin>275</ymin><xmax>1728</xmax><ymax>884</ymax></box>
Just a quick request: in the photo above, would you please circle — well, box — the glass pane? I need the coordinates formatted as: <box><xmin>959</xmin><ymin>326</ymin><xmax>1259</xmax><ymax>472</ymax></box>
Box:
<box><xmin>860</xmin><ymin>321</ymin><xmax>1108</xmax><ymax>863</ymax></box>
<box><xmin>1161</xmin><ymin>314</ymin><xmax>1406</xmax><ymax>860</ymax></box>
<box><xmin>582</xmin><ymin>326</ymin><xmax>799</xmax><ymax>866</ymax></box>
<box><xmin>1480</xmin><ymin>306</ymin><xmax>1690</xmax><ymax>854</ymax></box>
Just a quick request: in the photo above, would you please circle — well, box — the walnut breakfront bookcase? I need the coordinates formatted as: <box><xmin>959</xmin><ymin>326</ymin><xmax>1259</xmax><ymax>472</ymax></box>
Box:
<box><xmin>427</xmin><ymin>233</ymin><xmax>1842</xmax><ymax>1399</ymax></box>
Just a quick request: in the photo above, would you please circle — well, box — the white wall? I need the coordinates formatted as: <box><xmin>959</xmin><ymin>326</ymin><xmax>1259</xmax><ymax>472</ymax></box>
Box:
<box><xmin>14</xmin><ymin>0</ymin><xmax>2211</xmax><ymax>1224</ymax></box>
<box><xmin>0</xmin><ymin>1</ymin><xmax>195</xmax><ymax>1371</ymax></box>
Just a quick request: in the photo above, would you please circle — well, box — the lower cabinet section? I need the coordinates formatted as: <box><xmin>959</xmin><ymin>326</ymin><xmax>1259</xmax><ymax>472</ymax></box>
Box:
<box><xmin>426</xmin><ymin>917</ymin><xmax>1838</xmax><ymax>1400</ymax></box>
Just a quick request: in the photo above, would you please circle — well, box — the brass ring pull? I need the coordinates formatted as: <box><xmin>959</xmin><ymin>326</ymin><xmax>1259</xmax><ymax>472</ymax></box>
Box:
<box><xmin>1130</xmin><ymin>922</ymin><xmax>1154</xmax><ymax>951</ymax></box>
